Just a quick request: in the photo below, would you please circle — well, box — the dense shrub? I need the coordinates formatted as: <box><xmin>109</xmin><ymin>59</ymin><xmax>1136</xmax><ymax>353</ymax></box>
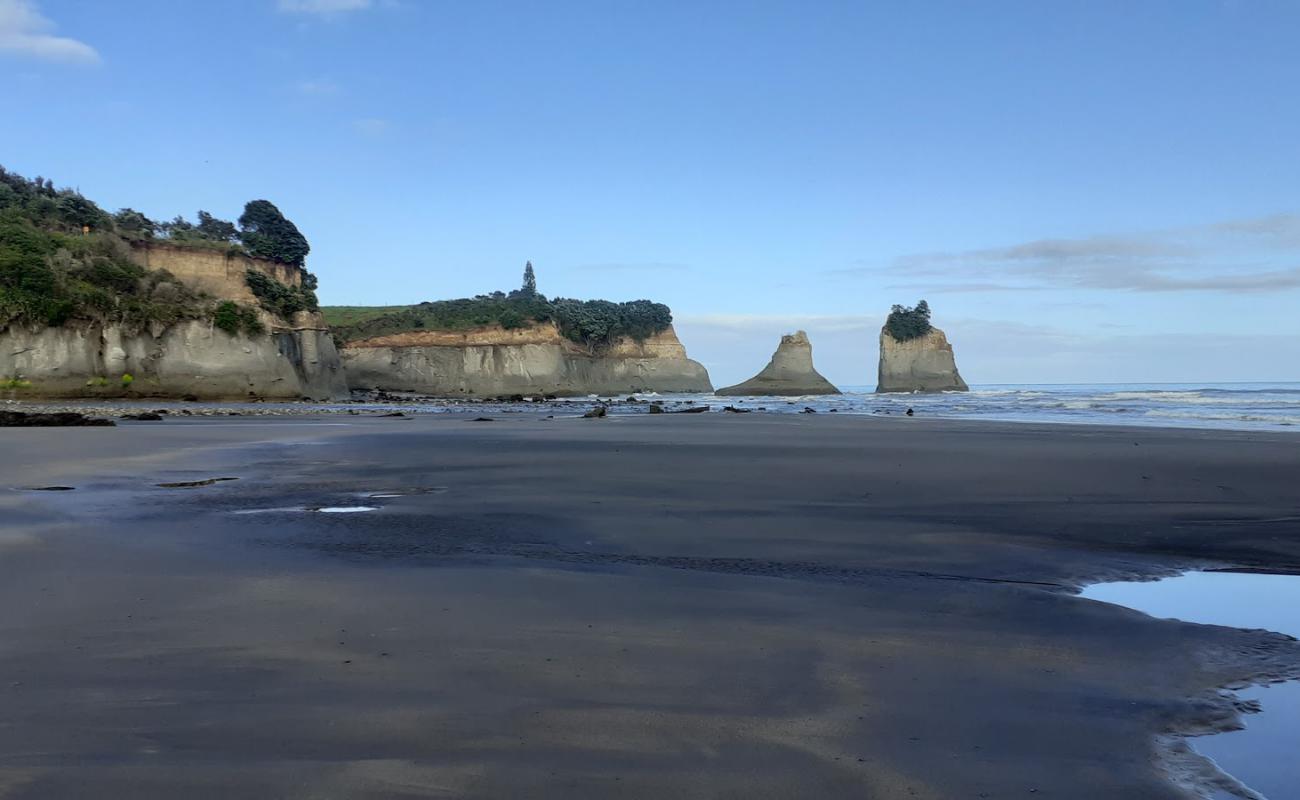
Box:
<box><xmin>245</xmin><ymin>269</ymin><xmax>319</xmax><ymax>319</ymax></box>
<box><xmin>885</xmin><ymin>300</ymin><xmax>933</xmax><ymax>341</ymax></box>
<box><xmin>213</xmin><ymin>301</ymin><xmax>265</xmax><ymax>335</ymax></box>
<box><xmin>328</xmin><ymin>272</ymin><xmax>674</xmax><ymax>349</ymax></box>
<box><xmin>2</xmin><ymin>165</ymin><xmax>311</xmax><ymax>267</ymax></box>
<box><xmin>0</xmin><ymin>166</ymin><xmax>257</xmax><ymax>333</ymax></box>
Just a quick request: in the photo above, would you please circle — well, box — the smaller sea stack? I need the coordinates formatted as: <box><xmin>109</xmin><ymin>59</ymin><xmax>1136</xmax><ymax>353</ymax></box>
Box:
<box><xmin>717</xmin><ymin>331</ymin><xmax>840</xmax><ymax>396</ymax></box>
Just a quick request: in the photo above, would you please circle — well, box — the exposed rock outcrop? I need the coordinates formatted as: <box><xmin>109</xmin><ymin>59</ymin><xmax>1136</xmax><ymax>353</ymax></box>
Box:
<box><xmin>876</xmin><ymin>327</ymin><xmax>968</xmax><ymax>393</ymax></box>
<box><xmin>1</xmin><ymin>312</ymin><xmax>347</xmax><ymax>400</ymax></box>
<box><xmin>0</xmin><ymin>411</ymin><xmax>115</xmax><ymax>427</ymax></box>
<box><xmin>341</xmin><ymin>323</ymin><xmax>712</xmax><ymax>397</ymax></box>
<box><xmin>1</xmin><ymin>244</ymin><xmax>347</xmax><ymax>400</ymax></box>
<box><xmin>128</xmin><ymin>242</ymin><xmax>306</xmax><ymax>304</ymax></box>
<box><xmin>716</xmin><ymin>331</ymin><xmax>840</xmax><ymax>396</ymax></box>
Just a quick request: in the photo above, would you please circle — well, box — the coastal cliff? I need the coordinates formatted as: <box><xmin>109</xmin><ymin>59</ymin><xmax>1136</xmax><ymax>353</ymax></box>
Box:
<box><xmin>717</xmin><ymin>330</ymin><xmax>839</xmax><ymax>396</ymax></box>
<box><xmin>341</xmin><ymin>322</ymin><xmax>712</xmax><ymax>397</ymax></box>
<box><xmin>877</xmin><ymin>327</ymin><xmax>968</xmax><ymax>393</ymax></box>
<box><xmin>1</xmin><ymin>311</ymin><xmax>346</xmax><ymax>400</ymax></box>
<box><xmin>1</xmin><ymin>243</ymin><xmax>346</xmax><ymax>400</ymax></box>
<box><xmin>0</xmin><ymin>173</ymin><xmax>345</xmax><ymax>400</ymax></box>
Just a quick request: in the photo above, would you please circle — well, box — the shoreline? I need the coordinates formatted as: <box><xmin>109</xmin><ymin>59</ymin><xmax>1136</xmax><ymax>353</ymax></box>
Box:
<box><xmin>4</xmin><ymin>394</ymin><xmax>1300</xmax><ymax>438</ymax></box>
<box><xmin>3</xmin><ymin>415</ymin><xmax>1298</xmax><ymax>798</ymax></box>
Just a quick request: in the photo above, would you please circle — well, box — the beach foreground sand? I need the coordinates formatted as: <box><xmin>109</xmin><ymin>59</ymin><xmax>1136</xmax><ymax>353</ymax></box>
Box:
<box><xmin>2</xmin><ymin>414</ymin><xmax>1298</xmax><ymax>799</ymax></box>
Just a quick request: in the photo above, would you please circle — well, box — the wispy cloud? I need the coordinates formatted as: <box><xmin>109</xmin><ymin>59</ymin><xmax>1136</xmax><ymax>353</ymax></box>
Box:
<box><xmin>278</xmin><ymin>0</ymin><xmax>372</xmax><ymax>14</ymax></box>
<box><xmin>0</xmin><ymin>0</ymin><xmax>99</xmax><ymax>63</ymax></box>
<box><xmin>296</xmin><ymin>79</ymin><xmax>341</xmax><ymax>96</ymax></box>
<box><xmin>352</xmin><ymin>117</ymin><xmax>390</xmax><ymax>136</ymax></box>
<box><xmin>841</xmin><ymin>212</ymin><xmax>1300</xmax><ymax>294</ymax></box>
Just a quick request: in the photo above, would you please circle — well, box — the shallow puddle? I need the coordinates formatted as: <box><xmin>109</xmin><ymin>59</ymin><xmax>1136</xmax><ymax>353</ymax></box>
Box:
<box><xmin>1083</xmin><ymin>571</ymin><xmax>1300</xmax><ymax>800</ymax></box>
<box><xmin>233</xmin><ymin>505</ymin><xmax>381</xmax><ymax>515</ymax></box>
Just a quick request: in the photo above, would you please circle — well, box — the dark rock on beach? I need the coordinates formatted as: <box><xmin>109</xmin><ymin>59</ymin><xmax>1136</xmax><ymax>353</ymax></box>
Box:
<box><xmin>0</xmin><ymin>411</ymin><xmax>115</xmax><ymax>427</ymax></box>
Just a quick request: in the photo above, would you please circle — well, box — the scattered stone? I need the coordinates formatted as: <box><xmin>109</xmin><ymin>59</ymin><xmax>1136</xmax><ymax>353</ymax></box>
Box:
<box><xmin>470</xmin><ymin>417</ymin><xmax>494</xmax><ymax>422</ymax></box>
<box><xmin>0</xmin><ymin>411</ymin><xmax>115</xmax><ymax>427</ymax></box>
<box><xmin>722</xmin><ymin>406</ymin><xmax>751</xmax><ymax>413</ymax></box>
<box><xmin>648</xmin><ymin>405</ymin><xmax>665</xmax><ymax>414</ymax></box>
<box><xmin>157</xmin><ymin>477</ymin><xmax>240</xmax><ymax>489</ymax></box>
<box><xmin>583</xmin><ymin>406</ymin><xmax>608</xmax><ymax>419</ymax></box>
<box><xmin>673</xmin><ymin>406</ymin><xmax>709</xmax><ymax>414</ymax></box>
<box><xmin>801</xmin><ymin>407</ymin><xmax>816</xmax><ymax>414</ymax></box>
<box><xmin>906</xmin><ymin>408</ymin><xmax>915</xmax><ymax>417</ymax></box>
<box><xmin>375</xmin><ymin>412</ymin><xmax>407</xmax><ymax>418</ymax></box>
<box><xmin>122</xmin><ymin>412</ymin><xmax>164</xmax><ymax>421</ymax></box>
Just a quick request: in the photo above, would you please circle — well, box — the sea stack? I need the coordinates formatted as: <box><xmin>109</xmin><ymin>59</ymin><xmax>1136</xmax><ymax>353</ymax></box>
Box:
<box><xmin>717</xmin><ymin>331</ymin><xmax>840</xmax><ymax>396</ymax></box>
<box><xmin>876</xmin><ymin>301</ymin><xmax>968</xmax><ymax>393</ymax></box>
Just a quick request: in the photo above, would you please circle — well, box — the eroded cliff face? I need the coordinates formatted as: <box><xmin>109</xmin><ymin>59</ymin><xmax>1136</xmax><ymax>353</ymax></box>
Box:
<box><xmin>716</xmin><ymin>330</ymin><xmax>840</xmax><ymax>396</ymax></box>
<box><xmin>341</xmin><ymin>323</ymin><xmax>712</xmax><ymax>397</ymax></box>
<box><xmin>1</xmin><ymin>243</ymin><xmax>346</xmax><ymax>400</ymax></box>
<box><xmin>877</xmin><ymin>327</ymin><xmax>968</xmax><ymax>393</ymax></box>
<box><xmin>1</xmin><ymin>311</ymin><xmax>347</xmax><ymax>400</ymax></box>
<box><xmin>128</xmin><ymin>242</ymin><xmax>303</xmax><ymax>304</ymax></box>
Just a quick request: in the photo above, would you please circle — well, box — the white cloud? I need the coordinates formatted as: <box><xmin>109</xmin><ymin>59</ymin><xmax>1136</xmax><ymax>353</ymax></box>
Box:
<box><xmin>0</xmin><ymin>0</ymin><xmax>99</xmax><ymax>64</ymax></box>
<box><xmin>352</xmin><ymin>117</ymin><xmax>390</xmax><ymax>136</ymax></box>
<box><xmin>277</xmin><ymin>0</ymin><xmax>372</xmax><ymax>15</ymax></box>
<box><xmin>838</xmin><ymin>212</ymin><xmax>1300</xmax><ymax>294</ymax></box>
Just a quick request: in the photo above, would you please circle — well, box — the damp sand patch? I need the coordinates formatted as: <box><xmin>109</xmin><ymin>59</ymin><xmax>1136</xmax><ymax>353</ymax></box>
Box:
<box><xmin>233</xmin><ymin>505</ymin><xmax>380</xmax><ymax>515</ymax></box>
<box><xmin>361</xmin><ymin>487</ymin><xmax>449</xmax><ymax>499</ymax></box>
<box><xmin>157</xmin><ymin>477</ymin><xmax>240</xmax><ymax>489</ymax></box>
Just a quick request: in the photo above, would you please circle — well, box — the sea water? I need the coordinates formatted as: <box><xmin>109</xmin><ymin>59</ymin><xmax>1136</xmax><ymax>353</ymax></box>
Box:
<box><xmin>9</xmin><ymin>382</ymin><xmax>1300</xmax><ymax>432</ymax></box>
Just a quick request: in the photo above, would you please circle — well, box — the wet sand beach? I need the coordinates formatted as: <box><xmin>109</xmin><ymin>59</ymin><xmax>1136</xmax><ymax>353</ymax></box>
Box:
<box><xmin>2</xmin><ymin>414</ymin><xmax>1298</xmax><ymax>799</ymax></box>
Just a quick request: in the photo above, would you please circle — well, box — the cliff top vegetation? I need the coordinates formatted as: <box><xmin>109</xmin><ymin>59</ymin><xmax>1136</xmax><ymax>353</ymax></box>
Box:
<box><xmin>885</xmin><ymin>300</ymin><xmax>934</xmax><ymax>342</ymax></box>
<box><xmin>0</xmin><ymin>165</ymin><xmax>312</xmax><ymax>333</ymax></box>
<box><xmin>325</xmin><ymin>261</ymin><xmax>674</xmax><ymax>350</ymax></box>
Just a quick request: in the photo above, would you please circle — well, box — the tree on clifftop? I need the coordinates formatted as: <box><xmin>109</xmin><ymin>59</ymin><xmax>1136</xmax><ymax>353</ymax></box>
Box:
<box><xmin>885</xmin><ymin>299</ymin><xmax>933</xmax><ymax>341</ymax></box>
<box><xmin>522</xmin><ymin>261</ymin><xmax>537</xmax><ymax>296</ymax></box>
<box><xmin>237</xmin><ymin>200</ymin><xmax>310</xmax><ymax>266</ymax></box>
<box><xmin>196</xmin><ymin>211</ymin><xmax>238</xmax><ymax>242</ymax></box>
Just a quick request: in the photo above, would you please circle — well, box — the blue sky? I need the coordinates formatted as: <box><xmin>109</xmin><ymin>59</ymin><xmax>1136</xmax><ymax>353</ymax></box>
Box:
<box><xmin>2</xmin><ymin>0</ymin><xmax>1298</xmax><ymax>386</ymax></box>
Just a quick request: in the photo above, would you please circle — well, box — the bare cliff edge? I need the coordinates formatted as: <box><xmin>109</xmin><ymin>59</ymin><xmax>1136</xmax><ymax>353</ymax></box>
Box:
<box><xmin>717</xmin><ymin>330</ymin><xmax>840</xmax><ymax>396</ymax></box>
<box><xmin>1</xmin><ymin>244</ymin><xmax>347</xmax><ymax>400</ymax></box>
<box><xmin>877</xmin><ymin>326</ymin><xmax>968</xmax><ymax>393</ymax></box>
<box><xmin>341</xmin><ymin>323</ymin><xmax>713</xmax><ymax>397</ymax></box>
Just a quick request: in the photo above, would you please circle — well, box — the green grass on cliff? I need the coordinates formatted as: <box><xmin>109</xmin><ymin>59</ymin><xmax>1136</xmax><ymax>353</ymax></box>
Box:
<box><xmin>320</xmin><ymin>305</ymin><xmax>414</xmax><ymax>328</ymax></box>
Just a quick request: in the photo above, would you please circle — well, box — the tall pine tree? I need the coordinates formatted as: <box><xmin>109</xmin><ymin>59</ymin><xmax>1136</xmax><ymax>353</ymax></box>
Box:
<box><xmin>522</xmin><ymin>261</ymin><xmax>537</xmax><ymax>296</ymax></box>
